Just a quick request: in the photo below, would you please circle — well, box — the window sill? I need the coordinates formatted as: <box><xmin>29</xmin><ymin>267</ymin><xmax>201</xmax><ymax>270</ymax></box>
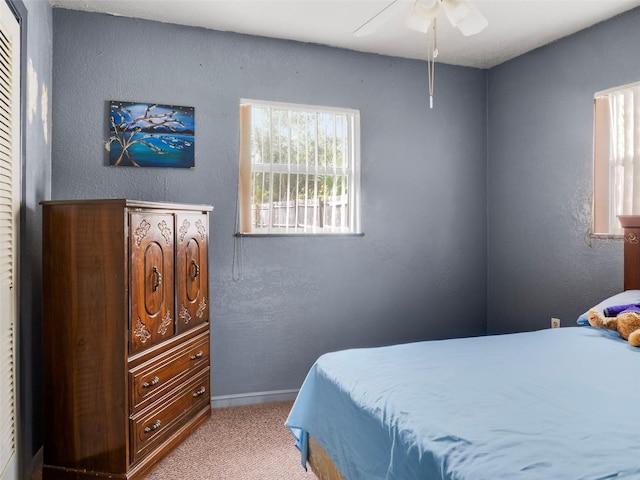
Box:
<box><xmin>588</xmin><ymin>233</ymin><xmax>623</xmax><ymax>240</ymax></box>
<box><xmin>234</xmin><ymin>232</ymin><xmax>365</xmax><ymax>238</ymax></box>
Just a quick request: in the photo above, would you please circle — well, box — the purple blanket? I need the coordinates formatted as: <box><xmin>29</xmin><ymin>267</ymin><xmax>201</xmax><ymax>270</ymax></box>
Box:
<box><xmin>603</xmin><ymin>303</ymin><xmax>640</xmax><ymax>317</ymax></box>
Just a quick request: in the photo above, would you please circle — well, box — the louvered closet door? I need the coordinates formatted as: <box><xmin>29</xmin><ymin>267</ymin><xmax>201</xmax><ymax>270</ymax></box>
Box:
<box><xmin>0</xmin><ymin>2</ymin><xmax>20</xmax><ymax>480</ymax></box>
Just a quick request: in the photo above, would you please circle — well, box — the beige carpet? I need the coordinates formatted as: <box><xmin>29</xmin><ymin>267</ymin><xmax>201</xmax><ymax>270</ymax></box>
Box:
<box><xmin>145</xmin><ymin>401</ymin><xmax>316</xmax><ymax>479</ymax></box>
<box><xmin>31</xmin><ymin>401</ymin><xmax>317</xmax><ymax>480</ymax></box>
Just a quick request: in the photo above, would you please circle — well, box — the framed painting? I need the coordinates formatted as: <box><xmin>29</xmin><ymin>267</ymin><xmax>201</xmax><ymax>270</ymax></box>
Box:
<box><xmin>108</xmin><ymin>101</ymin><xmax>195</xmax><ymax>168</ymax></box>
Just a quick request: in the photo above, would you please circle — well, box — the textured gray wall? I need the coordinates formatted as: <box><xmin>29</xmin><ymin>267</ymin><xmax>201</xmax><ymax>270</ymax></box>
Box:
<box><xmin>52</xmin><ymin>9</ymin><xmax>487</xmax><ymax>398</ymax></box>
<box><xmin>487</xmin><ymin>8</ymin><xmax>640</xmax><ymax>333</ymax></box>
<box><xmin>10</xmin><ymin>0</ymin><xmax>53</xmax><ymax>473</ymax></box>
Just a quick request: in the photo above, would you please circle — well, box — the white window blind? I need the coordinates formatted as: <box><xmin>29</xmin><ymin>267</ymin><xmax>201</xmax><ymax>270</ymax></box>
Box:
<box><xmin>238</xmin><ymin>100</ymin><xmax>361</xmax><ymax>235</ymax></box>
<box><xmin>0</xmin><ymin>1</ymin><xmax>20</xmax><ymax>479</ymax></box>
<box><xmin>593</xmin><ymin>82</ymin><xmax>640</xmax><ymax>235</ymax></box>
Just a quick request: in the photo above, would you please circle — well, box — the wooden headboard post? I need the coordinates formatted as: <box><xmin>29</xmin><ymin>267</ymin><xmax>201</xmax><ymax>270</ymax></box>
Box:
<box><xmin>618</xmin><ymin>215</ymin><xmax>640</xmax><ymax>290</ymax></box>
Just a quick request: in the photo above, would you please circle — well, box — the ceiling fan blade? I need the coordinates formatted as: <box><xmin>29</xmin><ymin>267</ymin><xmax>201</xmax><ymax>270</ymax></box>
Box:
<box><xmin>441</xmin><ymin>0</ymin><xmax>469</xmax><ymax>27</ymax></box>
<box><xmin>442</xmin><ymin>0</ymin><xmax>488</xmax><ymax>36</ymax></box>
<box><xmin>353</xmin><ymin>0</ymin><xmax>406</xmax><ymax>37</ymax></box>
<box><xmin>406</xmin><ymin>14</ymin><xmax>431</xmax><ymax>33</ymax></box>
<box><xmin>456</xmin><ymin>6</ymin><xmax>488</xmax><ymax>36</ymax></box>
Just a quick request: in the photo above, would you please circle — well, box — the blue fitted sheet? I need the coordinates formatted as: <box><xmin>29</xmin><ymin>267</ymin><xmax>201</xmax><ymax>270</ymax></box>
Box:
<box><xmin>285</xmin><ymin>327</ymin><xmax>640</xmax><ymax>480</ymax></box>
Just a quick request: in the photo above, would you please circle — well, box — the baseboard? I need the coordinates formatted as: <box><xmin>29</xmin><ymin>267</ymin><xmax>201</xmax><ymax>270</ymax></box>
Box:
<box><xmin>211</xmin><ymin>388</ymin><xmax>299</xmax><ymax>408</ymax></box>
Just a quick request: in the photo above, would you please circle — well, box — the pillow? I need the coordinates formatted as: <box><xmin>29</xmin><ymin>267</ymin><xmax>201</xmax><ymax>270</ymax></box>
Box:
<box><xmin>576</xmin><ymin>290</ymin><xmax>640</xmax><ymax>325</ymax></box>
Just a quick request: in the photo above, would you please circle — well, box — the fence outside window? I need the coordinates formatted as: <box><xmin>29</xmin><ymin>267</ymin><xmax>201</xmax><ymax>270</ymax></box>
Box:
<box><xmin>252</xmin><ymin>195</ymin><xmax>349</xmax><ymax>232</ymax></box>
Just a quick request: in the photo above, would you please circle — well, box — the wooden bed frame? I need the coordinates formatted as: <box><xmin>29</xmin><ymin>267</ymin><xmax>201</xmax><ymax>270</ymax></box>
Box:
<box><xmin>304</xmin><ymin>215</ymin><xmax>640</xmax><ymax>480</ymax></box>
<box><xmin>619</xmin><ymin>215</ymin><xmax>640</xmax><ymax>290</ymax></box>
<box><xmin>307</xmin><ymin>437</ymin><xmax>346</xmax><ymax>480</ymax></box>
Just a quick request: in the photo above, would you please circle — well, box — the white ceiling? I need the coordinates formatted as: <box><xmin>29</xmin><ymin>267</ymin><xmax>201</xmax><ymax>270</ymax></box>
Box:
<box><xmin>49</xmin><ymin>0</ymin><xmax>640</xmax><ymax>69</ymax></box>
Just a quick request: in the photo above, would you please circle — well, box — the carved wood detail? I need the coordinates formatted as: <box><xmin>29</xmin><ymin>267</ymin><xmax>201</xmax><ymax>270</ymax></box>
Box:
<box><xmin>196</xmin><ymin>297</ymin><xmax>207</xmax><ymax>319</ymax></box>
<box><xmin>157</xmin><ymin>310</ymin><xmax>172</xmax><ymax>335</ymax></box>
<box><xmin>134</xmin><ymin>219</ymin><xmax>151</xmax><ymax>247</ymax></box>
<box><xmin>157</xmin><ymin>220</ymin><xmax>172</xmax><ymax>245</ymax></box>
<box><xmin>625</xmin><ymin>232</ymin><xmax>639</xmax><ymax>244</ymax></box>
<box><xmin>134</xmin><ymin>317</ymin><xmax>151</xmax><ymax>343</ymax></box>
<box><xmin>179</xmin><ymin>303</ymin><xmax>192</xmax><ymax>324</ymax></box>
<box><xmin>178</xmin><ymin>219</ymin><xmax>190</xmax><ymax>243</ymax></box>
<box><xmin>196</xmin><ymin>219</ymin><xmax>206</xmax><ymax>241</ymax></box>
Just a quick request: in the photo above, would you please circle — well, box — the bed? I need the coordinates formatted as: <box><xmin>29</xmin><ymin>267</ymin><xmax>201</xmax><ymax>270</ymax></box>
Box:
<box><xmin>285</xmin><ymin>216</ymin><xmax>640</xmax><ymax>480</ymax></box>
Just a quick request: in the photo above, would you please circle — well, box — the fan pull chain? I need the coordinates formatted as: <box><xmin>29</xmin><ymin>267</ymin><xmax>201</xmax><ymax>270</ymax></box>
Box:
<box><xmin>427</xmin><ymin>18</ymin><xmax>438</xmax><ymax>109</ymax></box>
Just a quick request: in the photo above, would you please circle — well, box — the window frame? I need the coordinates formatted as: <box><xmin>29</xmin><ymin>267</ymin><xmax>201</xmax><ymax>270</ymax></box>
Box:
<box><xmin>237</xmin><ymin>99</ymin><xmax>362</xmax><ymax>236</ymax></box>
<box><xmin>593</xmin><ymin>80</ymin><xmax>640</xmax><ymax>236</ymax></box>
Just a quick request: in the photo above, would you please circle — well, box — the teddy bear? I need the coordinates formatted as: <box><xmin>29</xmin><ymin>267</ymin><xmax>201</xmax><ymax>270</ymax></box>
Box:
<box><xmin>588</xmin><ymin>307</ymin><xmax>640</xmax><ymax>347</ymax></box>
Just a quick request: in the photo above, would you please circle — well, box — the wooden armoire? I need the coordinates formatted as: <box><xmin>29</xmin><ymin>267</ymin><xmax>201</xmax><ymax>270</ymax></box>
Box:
<box><xmin>41</xmin><ymin>199</ymin><xmax>213</xmax><ymax>480</ymax></box>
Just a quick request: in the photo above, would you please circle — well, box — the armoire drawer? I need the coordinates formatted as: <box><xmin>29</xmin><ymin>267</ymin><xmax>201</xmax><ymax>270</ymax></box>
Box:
<box><xmin>130</xmin><ymin>368</ymin><xmax>210</xmax><ymax>465</ymax></box>
<box><xmin>129</xmin><ymin>331</ymin><xmax>210</xmax><ymax>413</ymax></box>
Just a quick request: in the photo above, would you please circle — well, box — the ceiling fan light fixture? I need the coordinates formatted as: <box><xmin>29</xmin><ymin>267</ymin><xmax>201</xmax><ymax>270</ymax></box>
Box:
<box><xmin>352</xmin><ymin>0</ymin><xmax>488</xmax><ymax>109</ymax></box>
<box><xmin>413</xmin><ymin>0</ymin><xmax>440</xmax><ymax>20</ymax></box>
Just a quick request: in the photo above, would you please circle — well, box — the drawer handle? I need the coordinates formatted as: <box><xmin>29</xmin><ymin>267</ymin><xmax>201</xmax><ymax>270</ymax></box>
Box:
<box><xmin>144</xmin><ymin>419</ymin><xmax>161</xmax><ymax>433</ymax></box>
<box><xmin>190</xmin><ymin>259</ymin><xmax>200</xmax><ymax>280</ymax></box>
<box><xmin>190</xmin><ymin>351</ymin><xmax>204</xmax><ymax>361</ymax></box>
<box><xmin>193</xmin><ymin>386</ymin><xmax>206</xmax><ymax>397</ymax></box>
<box><xmin>142</xmin><ymin>376</ymin><xmax>160</xmax><ymax>388</ymax></box>
<box><xmin>151</xmin><ymin>266</ymin><xmax>162</xmax><ymax>292</ymax></box>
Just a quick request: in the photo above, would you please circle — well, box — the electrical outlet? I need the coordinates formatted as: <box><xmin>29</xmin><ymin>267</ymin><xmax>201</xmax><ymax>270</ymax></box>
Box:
<box><xmin>551</xmin><ymin>317</ymin><xmax>561</xmax><ymax>328</ymax></box>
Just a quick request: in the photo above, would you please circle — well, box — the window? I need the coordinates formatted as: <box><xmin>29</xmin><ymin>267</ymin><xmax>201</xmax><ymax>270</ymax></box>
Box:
<box><xmin>238</xmin><ymin>99</ymin><xmax>361</xmax><ymax>235</ymax></box>
<box><xmin>593</xmin><ymin>81</ymin><xmax>640</xmax><ymax>235</ymax></box>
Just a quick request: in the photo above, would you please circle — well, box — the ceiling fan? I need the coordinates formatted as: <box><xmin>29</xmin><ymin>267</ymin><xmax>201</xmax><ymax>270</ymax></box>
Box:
<box><xmin>354</xmin><ymin>0</ymin><xmax>489</xmax><ymax>108</ymax></box>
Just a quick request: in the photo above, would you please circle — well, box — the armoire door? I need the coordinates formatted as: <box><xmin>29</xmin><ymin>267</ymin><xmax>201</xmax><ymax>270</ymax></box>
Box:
<box><xmin>176</xmin><ymin>213</ymin><xmax>209</xmax><ymax>334</ymax></box>
<box><xmin>130</xmin><ymin>212</ymin><xmax>175</xmax><ymax>354</ymax></box>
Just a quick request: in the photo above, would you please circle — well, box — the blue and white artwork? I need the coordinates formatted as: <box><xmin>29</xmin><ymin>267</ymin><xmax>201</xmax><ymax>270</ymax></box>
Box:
<box><xmin>108</xmin><ymin>101</ymin><xmax>195</xmax><ymax>168</ymax></box>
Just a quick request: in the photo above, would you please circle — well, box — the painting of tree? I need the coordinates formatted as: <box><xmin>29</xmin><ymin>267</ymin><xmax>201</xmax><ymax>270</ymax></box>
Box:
<box><xmin>108</xmin><ymin>101</ymin><xmax>195</xmax><ymax>168</ymax></box>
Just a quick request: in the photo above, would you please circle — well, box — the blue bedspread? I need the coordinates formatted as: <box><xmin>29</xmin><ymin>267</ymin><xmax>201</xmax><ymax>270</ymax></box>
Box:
<box><xmin>285</xmin><ymin>327</ymin><xmax>640</xmax><ymax>480</ymax></box>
